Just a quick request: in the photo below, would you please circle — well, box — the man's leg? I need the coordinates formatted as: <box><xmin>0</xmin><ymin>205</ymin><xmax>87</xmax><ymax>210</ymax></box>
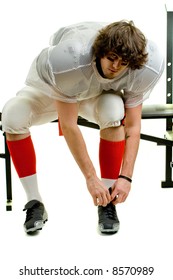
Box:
<box><xmin>96</xmin><ymin>93</ymin><xmax>126</xmax><ymax>233</ymax></box>
<box><xmin>98</xmin><ymin>126</ymin><xmax>125</xmax><ymax>233</ymax></box>
<box><xmin>79</xmin><ymin>93</ymin><xmax>125</xmax><ymax>234</ymax></box>
<box><xmin>99</xmin><ymin>126</ymin><xmax>125</xmax><ymax>189</ymax></box>
<box><xmin>6</xmin><ymin>133</ymin><xmax>42</xmax><ymax>202</ymax></box>
<box><xmin>2</xmin><ymin>86</ymin><xmax>57</xmax><ymax>233</ymax></box>
<box><xmin>96</xmin><ymin>94</ymin><xmax>125</xmax><ymax>234</ymax></box>
<box><xmin>6</xmin><ymin>133</ymin><xmax>48</xmax><ymax>233</ymax></box>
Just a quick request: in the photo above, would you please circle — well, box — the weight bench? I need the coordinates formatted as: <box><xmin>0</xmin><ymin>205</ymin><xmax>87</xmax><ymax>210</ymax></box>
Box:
<box><xmin>1</xmin><ymin>104</ymin><xmax>173</xmax><ymax>211</ymax></box>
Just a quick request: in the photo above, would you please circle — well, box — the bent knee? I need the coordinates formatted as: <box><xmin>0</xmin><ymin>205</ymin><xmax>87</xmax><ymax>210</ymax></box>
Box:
<box><xmin>96</xmin><ymin>93</ymin><xmax>125</xmax><ymax>129</ymax></box>
<box><xmin>2</xmin><ymin>97</ymin><xmax>32</xmax><ymax>134</ymax></box>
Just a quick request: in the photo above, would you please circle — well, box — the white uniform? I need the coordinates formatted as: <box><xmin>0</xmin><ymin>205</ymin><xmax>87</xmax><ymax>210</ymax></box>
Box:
<box><xmin>2</xmin><ymin>22</ymin><xmax>164</xmax><ymax>134</ymax></box>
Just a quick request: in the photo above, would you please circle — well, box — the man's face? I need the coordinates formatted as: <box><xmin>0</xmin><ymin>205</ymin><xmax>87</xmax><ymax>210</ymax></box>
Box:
<box><xmin>100</xmin><ymin>52</ymin><xmax>129</xmax><ymax>79</ymax></box>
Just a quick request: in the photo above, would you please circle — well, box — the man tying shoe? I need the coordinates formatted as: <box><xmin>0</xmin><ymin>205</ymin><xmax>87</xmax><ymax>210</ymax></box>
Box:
<box><xmin>2</xmin><ymin>20</ymin><xmax>164</xmax><ymax>234</ymax></box>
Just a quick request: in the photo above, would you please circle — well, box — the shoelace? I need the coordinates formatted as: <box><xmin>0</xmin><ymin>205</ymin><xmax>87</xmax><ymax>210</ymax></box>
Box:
<box><xmin>102</xmin><ymin>203</ymin><xmax>117</xmax><ymax>220</ymax></box>
<box><xmin>23</xmin><ymin>203</ymin><xmax>43</xmax><ymax>222</ymax></box>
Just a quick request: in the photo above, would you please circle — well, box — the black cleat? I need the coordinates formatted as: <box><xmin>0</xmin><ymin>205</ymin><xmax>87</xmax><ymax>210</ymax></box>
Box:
<box><xmin>23</xmin><ymin>200</ymin><xmax>48</xmax><ymax>233</ymax></box>
<box><xmin>98</xmin><ymin>202</ymin><xmax>120</xmax><ymax>234</ymax></box>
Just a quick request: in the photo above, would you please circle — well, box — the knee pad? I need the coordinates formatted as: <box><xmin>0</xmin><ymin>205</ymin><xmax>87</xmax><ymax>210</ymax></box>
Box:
<box><xmin>2</xmin><ymin>96</ymin><xmax>33</xmax><ymax>134</ymax></box>
<box><xmin>96</xmin><ymin>93</ymin><xmax>125</xmax><ymax>130</ymax></box>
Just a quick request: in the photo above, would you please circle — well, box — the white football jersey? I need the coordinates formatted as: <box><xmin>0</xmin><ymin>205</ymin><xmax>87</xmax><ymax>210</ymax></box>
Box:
<box><xmin>26</xmin><ymin>22</ymin><xmax>164</xmax><ymax>108</ymax></box>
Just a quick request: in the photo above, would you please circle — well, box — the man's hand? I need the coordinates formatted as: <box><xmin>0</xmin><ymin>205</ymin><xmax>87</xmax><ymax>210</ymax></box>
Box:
<box><xmin>111</xmin><ymin>177</ymin><xmax>131</xmax><ymax>205</ymax></box>
<box><xmin>86</xmin><ymin>176</ymin><xmax>111</xmax><ymax>206</ymax></box>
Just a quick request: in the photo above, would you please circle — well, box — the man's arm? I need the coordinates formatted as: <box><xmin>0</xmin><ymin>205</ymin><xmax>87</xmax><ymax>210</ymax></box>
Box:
<box><xmin>111</xmin><ymin>104</ymin><xmax>142</xmax><ymax>204</ymax></box>
<box><xmin>55</xmin><ymin>100</ymin><xmax>111</xmax><ymax>206</ymax></box>
<box><xmin>121</xmin><ymin>104</ymin><xmax>142</xmax><ymax>177</ymax></box>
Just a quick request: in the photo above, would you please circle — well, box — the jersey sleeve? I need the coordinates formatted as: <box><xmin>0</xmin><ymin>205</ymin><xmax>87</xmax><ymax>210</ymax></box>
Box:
<box><xmin>123</xmin><ymin>40</ymin><xmax>165</xmax><ymax>108</ymax></box>
<box><xmin>47</xmin><ymin>39</ymin><xmax>92</xmax><ymax>101</ymax></box>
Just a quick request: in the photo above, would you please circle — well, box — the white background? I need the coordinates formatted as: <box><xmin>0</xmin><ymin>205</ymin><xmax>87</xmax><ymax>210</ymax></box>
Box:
<box><xmin>0</xmin><ymin>0</ymin><xmax>173</xmax><ymax>279</ymax></box>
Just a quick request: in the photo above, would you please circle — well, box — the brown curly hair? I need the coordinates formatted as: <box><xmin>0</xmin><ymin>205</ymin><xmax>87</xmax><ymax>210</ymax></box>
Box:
<box><xmin>93</xmin><ymin>20</ymin><xmax>148</xmax><ymax>70</ymax></box>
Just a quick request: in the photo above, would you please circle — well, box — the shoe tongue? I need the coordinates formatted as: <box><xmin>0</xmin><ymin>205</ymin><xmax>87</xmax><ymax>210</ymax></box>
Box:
<box><xmin>23</xmin><ymin>200</ymin><xmax>40</xmax><ymax>211</ymax></box>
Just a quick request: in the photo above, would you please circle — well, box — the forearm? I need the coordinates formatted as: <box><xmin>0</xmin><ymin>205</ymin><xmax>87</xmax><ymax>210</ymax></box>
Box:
<box><xmin>55</xmin><ymin>101</ymin><xmax>111</xmax><ymax>206</ymax></box>
<box><xmin>120</xmin><ymin>126</ymin><xmax>141</xmax><ymax>178</ymax></box>
<box><xmin>61</xmin><ymin>125</ymin><xmax>96</xmax><ymax>179</ymax></box>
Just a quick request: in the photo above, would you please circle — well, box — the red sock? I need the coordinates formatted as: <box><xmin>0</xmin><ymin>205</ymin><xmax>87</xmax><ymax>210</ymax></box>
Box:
<box><xmin>7</xmin><ymin>136</ymin><xmax>36</xmax><ymax>178</ymax></box>
<box><xmin>99</xmin><ymin>138</ymin><xmax>125</xmax><ymax>179</ymax></box>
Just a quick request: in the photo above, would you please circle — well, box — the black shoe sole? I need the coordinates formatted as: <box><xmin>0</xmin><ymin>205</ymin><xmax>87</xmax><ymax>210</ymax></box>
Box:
<box><xmin>98</xmin><ymin>223</ymin><xmax>120</xmax><ymax>234</ymax></box>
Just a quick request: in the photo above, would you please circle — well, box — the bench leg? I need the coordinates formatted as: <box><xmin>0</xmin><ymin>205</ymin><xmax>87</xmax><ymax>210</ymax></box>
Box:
<box><xmin>3</xmin><ymin>132</ymin><xmax>12</xmax><ymax>210</ymax></box>
<box><xmin>162</xmin><ymin>145</ymin><xmax>173</xmax><ymax>188</ymax></box>
<box><xmin>140</xmin><ymin>133</ymin><xmax>173</xmax><ymax>188</ymax></box>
